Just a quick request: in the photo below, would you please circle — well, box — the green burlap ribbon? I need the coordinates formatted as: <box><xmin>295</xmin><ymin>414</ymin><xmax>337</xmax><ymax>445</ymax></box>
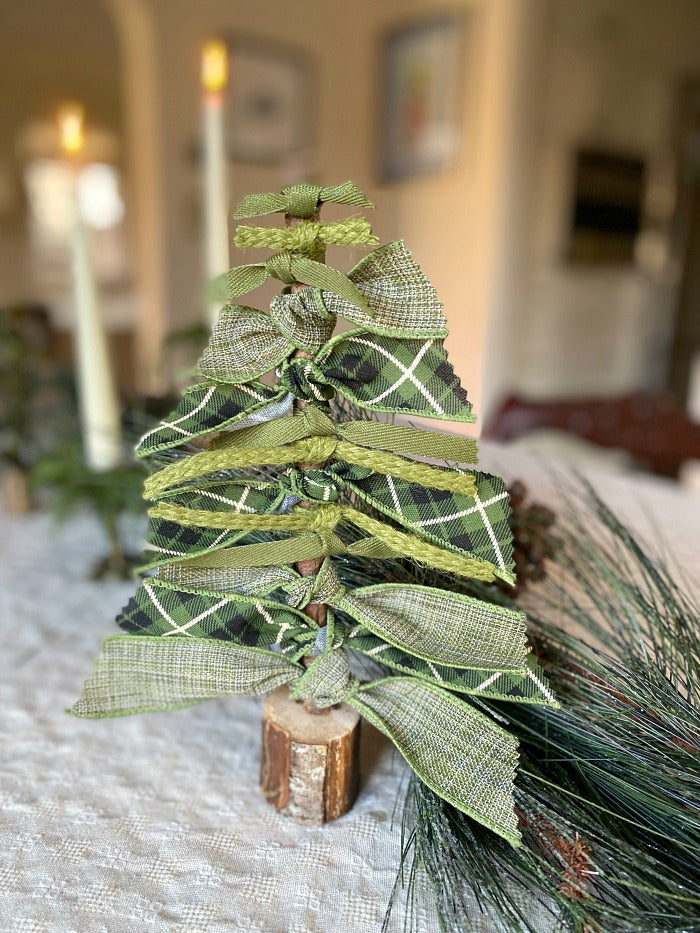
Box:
<box><xmin>198</xmin><ymin>328</ymin><xmax>472</xmax><ymax>421</ymax></box>
<box><xmin>202</xmin><ymin>240</ymin><xmax>449</xmax><ymax>384</ymax></box>
<box><xmin>233</xmin><ymin>180</ymin><xmax>373</xmax><ymax>219</ymax></box>
<box><xmin>114</xmin><ymin>560</ymin><xmax>539</xmax><ymax>680</ymax></box>
<box><xmin>72</xmin><ymin>559</ymin><xmax>557</xmax><ymax>845</ymax></box>
<box><xmin>139</xmin><ymin>323</ymin><xmax>473</xmax><ymax>457</ymax></box>
<box><xmin>137</xmin><ymin>239</ymin><xmax>465</xmax><ymax>457</ymax></box>
<box><xmin>71</xmin><ymin>639</ymin><xmax>521</xmax><ymax>844</ymax></box>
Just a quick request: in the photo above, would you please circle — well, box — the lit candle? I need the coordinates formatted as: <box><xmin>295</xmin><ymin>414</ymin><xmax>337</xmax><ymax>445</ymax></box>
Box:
<box><xmin>60</xmin><ymin>103</ymin><xmax>122</xmax><ymax>472</ymax></box>
<box><xmin>201</xmin><ymin>39</ymin><xmax>230</xmax><ymax>329</ymax></box>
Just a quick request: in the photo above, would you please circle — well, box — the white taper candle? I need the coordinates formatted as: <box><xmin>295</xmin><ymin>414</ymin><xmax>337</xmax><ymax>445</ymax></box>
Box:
<box><xmin>61</xmin><ymin>103</ymin><xmax>122</xmax><ymax>472</ymax></box>
<box><xmin>202</xmin><ymin>40</ymin><xmax>230</xmax><ymax>330</ymax></box>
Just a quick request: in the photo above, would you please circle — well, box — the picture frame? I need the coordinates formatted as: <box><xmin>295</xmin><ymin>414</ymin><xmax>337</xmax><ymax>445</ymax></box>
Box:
<box><xmin>227</xmin><ymin>40</ymin><xmax>312</xmax><ymax>164</ymax></box>
<box><xmin>567</xmin><ymin>147</ymin><xmax>646</xmax><ymax>264</ymax></box>
<box><xmin>378</xmin><ymin>15</ymin><xmax>466</xmax><ymax>181</ymax></box>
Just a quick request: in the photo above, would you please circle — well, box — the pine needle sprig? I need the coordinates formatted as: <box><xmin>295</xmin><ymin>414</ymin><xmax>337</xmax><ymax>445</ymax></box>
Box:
<box><xmin>373</xmin><ymin>479</ymin><xmax>700</xmax><ymax>932</ymax></box>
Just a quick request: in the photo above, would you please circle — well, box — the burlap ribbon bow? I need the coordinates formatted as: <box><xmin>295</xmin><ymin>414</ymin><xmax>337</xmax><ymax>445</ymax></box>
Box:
<box><xmin>72</xmin><ymin>560</ymin><xmax>557</xmax><ymax>847</ymax></box>
<box><xmin>137</xmin><ymin>241</ymin><xmax>471</xmax><ymax>459</ymax></box>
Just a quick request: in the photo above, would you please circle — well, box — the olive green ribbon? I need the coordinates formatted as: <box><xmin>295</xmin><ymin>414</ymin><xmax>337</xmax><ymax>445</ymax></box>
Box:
<box><xmin>216</xmin><ymin>251</ymin><xmax>371</xmax><ymax>317</ymax></box>
<box><xmin>71</xmin><ymin>637</ymin><xmax>521</xmax><ymax>844</ymax></box>
<box><xmin>214</xmin><ymin>406</ymin><xmax>478</xmax><ymax>463</ymax></box>
<box><xmin>202</xmin><ymin>240</ymin><xmax>448</xmax><ymax>387</ymax></box>
<box><xmin>234</xmin><ymin>180</ymin><xmax>373</xmax><ymax>219</ymax></box>
<box><xmin>72</xmin><ymin>637</ymin><xmax>521</xmax><ymax>845</ymax></box>
<box><xmin>123</xmin><ymin>559</ymin><xmax>532</xmax><ymax>676</ymax></box>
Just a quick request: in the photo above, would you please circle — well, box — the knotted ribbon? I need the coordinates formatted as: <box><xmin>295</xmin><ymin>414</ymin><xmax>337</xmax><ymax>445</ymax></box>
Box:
<box><xmin>138</xmin><ymin>240</ymin><xmax>464</xmax><ymax>457</ymax></box>
<box><xmin>233</xmin><ymin>180</ymin><xmax>374</xmax><ymax>219</ymax></box>
<box><xmin>140</xmin><ymin>411</ymin><xmax>513</xmax><ymax>583</ymax></box>
<box><xmin>216</xmin><ymin>250</ymin><xmax>372</xmax><ymax>318</ymax></box>
<box><xmin>115</xmin><ymin>559</ymin><xmax>539</xmax><ymax>683</ymax></box>
<box><xmin>144</xmin><ymin>498</ymin><xmax>514</xmax><ymax>585</ymax></box>
<box><xmin>199</xmin><ymin>328</ymin><xmax>472</xmax><ymax>421</ymax></box>
<box><xmin>71</xmin><ymin>638</ymin><xmax>521</xmax><ymax>845</ymax></box>
<box><xmin>144</xmin><ymin>434</ymin><xmax>477</xmax><ymax>500</ymax></box>
<box><xmin>203</xmin><ymin>240</ymin><xmax>449</xmax><ymax>380</ymax></box>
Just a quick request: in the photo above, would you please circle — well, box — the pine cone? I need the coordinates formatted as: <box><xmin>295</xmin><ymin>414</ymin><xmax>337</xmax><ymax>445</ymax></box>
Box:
<box><xmin>506</xmin><ymin>480</ymin><xmax>557</xmax><ymax>595</ymax></box>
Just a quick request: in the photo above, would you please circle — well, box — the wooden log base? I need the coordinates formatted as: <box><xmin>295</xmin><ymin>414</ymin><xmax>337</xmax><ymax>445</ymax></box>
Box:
<box><xmin>260</xmin><ymin>686</ymin><xmax>361</xmax><ymax>825</ymax></box>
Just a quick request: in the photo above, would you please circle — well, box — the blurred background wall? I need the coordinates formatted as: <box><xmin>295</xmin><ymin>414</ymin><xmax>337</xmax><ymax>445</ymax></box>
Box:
<box><xmin>2</xmin><ymin>0</ymin><xmax>700</xmax><ymax>437</ymax></box>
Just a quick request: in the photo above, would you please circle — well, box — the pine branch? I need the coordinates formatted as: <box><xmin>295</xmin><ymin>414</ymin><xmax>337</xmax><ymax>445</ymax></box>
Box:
<box><xmin>375</xmin><ymin>481</ymin><xmax>700</xmax><ymax>932</ymax></box>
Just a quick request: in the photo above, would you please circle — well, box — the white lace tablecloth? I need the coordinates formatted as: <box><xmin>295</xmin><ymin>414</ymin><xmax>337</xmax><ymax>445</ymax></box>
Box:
<box><xmin>1</xmin><ymin>448</ymin><xmax>697</xmax><ymax>932</ymax></box>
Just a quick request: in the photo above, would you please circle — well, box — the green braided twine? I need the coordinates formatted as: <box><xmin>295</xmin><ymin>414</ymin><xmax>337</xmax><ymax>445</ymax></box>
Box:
<box><xmin>235</xmin><ymin>218</ymin><xmax>379</xmax><ymax>252</ymax></box>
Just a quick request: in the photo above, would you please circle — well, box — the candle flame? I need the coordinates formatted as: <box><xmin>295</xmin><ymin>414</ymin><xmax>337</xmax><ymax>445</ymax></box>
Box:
<box><xmin>202</xmin><ymin>40</ymin><xmax>228</xmax><ymax>93</ymax></box>
<box><xmin>58</xmin><ymin>102</ymin><xmax>85</xmax><ymax>155</ymax></box>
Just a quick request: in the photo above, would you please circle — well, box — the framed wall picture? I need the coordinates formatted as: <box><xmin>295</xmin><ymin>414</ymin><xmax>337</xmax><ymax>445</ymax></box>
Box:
<box><xmin>567</xmin><ymin>147</ymin><xmax>647</xmax><ymax>263</ymax></box>
<box><xmin>228</xmin><ymin>40</ymin><xmax>312</xmax><ymax>163</ymax></box>
<box><xmin>379</xmin><ymin>15</ymin><xmax>466</xmax><ymax>181</ymax></box>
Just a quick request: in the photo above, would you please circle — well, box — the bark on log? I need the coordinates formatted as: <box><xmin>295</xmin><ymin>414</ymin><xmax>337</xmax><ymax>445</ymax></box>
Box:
<box><xmin>260</xmin><ymin>686</ymin><xmax>361</xmax><ymax>825</ymax></box>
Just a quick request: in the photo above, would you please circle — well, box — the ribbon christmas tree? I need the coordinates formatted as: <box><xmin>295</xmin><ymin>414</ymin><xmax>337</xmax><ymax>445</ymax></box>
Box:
<box><xmin>72</xmin><ymin>181</ymin><xmax>557</xmax><ymax>846</ymax></box>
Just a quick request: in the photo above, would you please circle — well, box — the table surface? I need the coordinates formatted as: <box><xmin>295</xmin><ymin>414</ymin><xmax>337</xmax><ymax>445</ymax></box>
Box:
<box><xmin>1</xmin><ymin>444</ymin><xmax>698</xmax><ymax>933</ymax></box>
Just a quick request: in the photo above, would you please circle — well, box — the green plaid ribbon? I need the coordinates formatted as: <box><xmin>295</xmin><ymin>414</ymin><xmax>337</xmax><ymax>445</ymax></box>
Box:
<box><xmin>113</xmin><ymin>560</ymin><xmax>535</xmax><ymax>678</ymax></box>
<box><xmin>135</xmin><ymin>382</ymin><xmax>291</xmax><ymax>458</ymax></box>
<box><xmin>137</xmin><ymin>237</ymin><xmax>470</xmax><ymax>459</ymax></box>
<box><xmin>201</xmin><ymin>241</ymin><xmax>448</xmax><ymax>384</ymax></box>
<box><xmin>278</xmin><ymin>332</ymin><xmax>473</xmax><ymax>422</ymax></box>
<box><xmin>196</xmin><ymin>328</ymin><xmax>472</xmax><ymax>424</ymax></box>
<box><xmin>72</xmin><ymin>559</ymin><xmax>557</xmax><ymax>845</ymax></box>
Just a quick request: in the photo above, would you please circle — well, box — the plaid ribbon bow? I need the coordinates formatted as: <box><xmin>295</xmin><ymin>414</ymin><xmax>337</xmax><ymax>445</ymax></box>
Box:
<box><xmin>137</xmin><ymin>330</ymin><xmax>472</xmax><ymax>459</ymax></box>
<box><xmin>72</xmin><ymin>560</ymin><xmax>557</xmax><ymax>846</ymax></box>
<box><xmin>137</xmin><ymin>240</ymin><xmax>468</xmax><ymax>458</ymax></box>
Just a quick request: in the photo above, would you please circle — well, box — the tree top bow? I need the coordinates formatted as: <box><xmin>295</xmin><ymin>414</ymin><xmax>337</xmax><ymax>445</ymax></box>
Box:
<box><xmin>233</xmin><ymin>180</ymin><xmax>373</xmax><ymax>219</ymax></box>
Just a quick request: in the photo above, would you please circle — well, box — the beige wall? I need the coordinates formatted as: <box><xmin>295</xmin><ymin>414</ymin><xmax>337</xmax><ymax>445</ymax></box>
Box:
<box><xmin>0</xmin><ymin>0</ymin><xmax>551</xmax><ymax>425</ymax></box>
<box><xmin>516</xmin><ymin>0</ymin><xmax>700</xmax><ymax>402</ymax></box>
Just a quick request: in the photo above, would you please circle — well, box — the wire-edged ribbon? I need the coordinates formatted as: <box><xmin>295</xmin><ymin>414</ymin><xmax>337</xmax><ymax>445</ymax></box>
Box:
<box><xmin>204</xmin><ymin>240</ymin><xmax>448</xmax><ymax>379</ymax></box>
<box><xmin>137</xmin><ymin>408</ymin><xmax>484</xmax><ymax>572</ymax></box>
<box><xmin>139</xmin><ymin>329</ymin><xmax>471</xmax><ymax>459</ymax></box>
<box><xmin>140</xmin><ymin>501</ymin><xmax>510</xmax><ymax>583</ymax></box>
<box><xmin>114</xmin><ymin>559</ymin><xmax>545</xmax><ymax>693</ymax></box>
<box><xmin>72</xmin><ymin>559</ymin><xmax>557</xmax><ymax>846</ymax></box>
<box><xmin>138</xmin><ymin>240</ymin><xmax>464</xmax><ymax>457</ymax></box>
<box><xmin>234</xmin><ymin>180</ymin><xmax>374</xmax><ymax>219</ymax></box>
